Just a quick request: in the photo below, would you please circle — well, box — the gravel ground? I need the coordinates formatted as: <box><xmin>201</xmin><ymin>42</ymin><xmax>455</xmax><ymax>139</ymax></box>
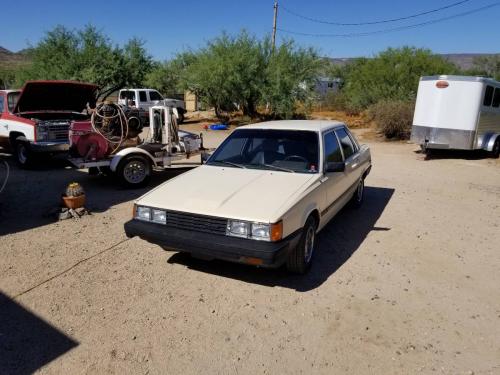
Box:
<box><xmin>0</xmin><ymin>127</ymin><xmax>499</xmax><ymax>375</ymax></box>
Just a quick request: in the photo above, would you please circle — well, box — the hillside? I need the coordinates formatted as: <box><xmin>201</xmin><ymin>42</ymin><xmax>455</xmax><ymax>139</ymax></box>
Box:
<box><xmin>0</xmin><ymin>46</ymin><xmax>30</xmax><ymax>68</ymax></box>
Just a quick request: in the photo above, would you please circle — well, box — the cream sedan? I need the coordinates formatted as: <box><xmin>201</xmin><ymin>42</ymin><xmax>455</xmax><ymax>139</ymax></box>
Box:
<box><xmin>125</xmin><ymin>120</ymin><xmax>371</xmax><ymax>273</ymax></box>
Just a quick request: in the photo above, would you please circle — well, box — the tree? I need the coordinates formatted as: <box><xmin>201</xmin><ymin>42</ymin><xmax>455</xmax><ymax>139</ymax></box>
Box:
<box><xmin>145</xmin><ymin>52</ymin><xmax>196</xmax><ymax>97</ymax></box>
<box><xmin>467</xmin><ymin>55</ymin><xmax>500</xmax><ymax>80</ymax></box>
<box><xmin>15</xmin><ymin>25</ymin><xmax>153</xmax><ymax>100</ymax></box>
<box><xmin>338</xmin><ymin>47</ymin><xmax>459</xmax><ymax>111</ymax></box>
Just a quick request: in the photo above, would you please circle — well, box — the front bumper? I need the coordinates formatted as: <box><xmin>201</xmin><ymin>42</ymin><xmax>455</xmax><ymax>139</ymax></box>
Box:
<box><xmin>124</xmin><ymin>219</ymin><xmax>301</xmax><ymax>268</ymax></box>
<box><xmin>29</xmin><ymin>141</ymin><xmax>69</xmax><ymax>153</ymax></box>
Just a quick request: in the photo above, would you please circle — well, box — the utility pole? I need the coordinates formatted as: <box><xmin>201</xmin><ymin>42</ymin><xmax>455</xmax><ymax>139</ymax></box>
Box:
<box><xmin>272</xmin><ymin>0</ymin><xmax>278</xmax><ymax>50</ymax></box>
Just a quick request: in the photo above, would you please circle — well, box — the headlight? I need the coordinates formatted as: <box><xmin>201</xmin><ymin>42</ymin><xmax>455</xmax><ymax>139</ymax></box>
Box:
<box><xmin>152</xmin><ymin>209</ymin><xmax>167</xmax><ymax>224</ymax></box>
<box><xmin>226</xmin><ymin>220</ymin><xmax>283</xmax><ymax>242</ymax></box>
<box><xmin>36</xmin><ymin>124</ymin><xmax>49</xmax><ymax>141</ymax></box>
<box><xmin>226</xmin><ymin>220</ymin><xmax>249</xmax><ymax>238</ymax></box>
<box><xmin>136</xmin><ymin>206</ymin><xmax>151</xmax><ymax>221</ymax></box>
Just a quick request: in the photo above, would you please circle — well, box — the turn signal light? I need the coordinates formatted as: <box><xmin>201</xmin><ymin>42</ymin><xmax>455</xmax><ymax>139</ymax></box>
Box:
<box><xmin>270</xmin><ymin>221</ymin><xmax>283</xmax><ymax>242</ymax></box>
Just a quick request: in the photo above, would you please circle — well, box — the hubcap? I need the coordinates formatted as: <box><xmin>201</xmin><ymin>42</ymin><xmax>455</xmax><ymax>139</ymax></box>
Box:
<box><xmin>123</xmin><ymin>160</ymin><xmax>147</xmax><ymax>184</ymax></box>
<box><xmin>304</xmin><ymin>225</ymin><xmax>315</xmax><ymax>263</ymax></box>
<box><xmin>17</xmin><ymin>144</ymin><xmax>27</xmax><ymax>164</ymax></box>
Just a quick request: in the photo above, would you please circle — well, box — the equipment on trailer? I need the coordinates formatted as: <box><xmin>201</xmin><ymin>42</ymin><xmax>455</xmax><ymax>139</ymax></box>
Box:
<box><xmin>68</xmin><ymin>104</ymin><xmax>204</xmax><ymax>187</ymax></box>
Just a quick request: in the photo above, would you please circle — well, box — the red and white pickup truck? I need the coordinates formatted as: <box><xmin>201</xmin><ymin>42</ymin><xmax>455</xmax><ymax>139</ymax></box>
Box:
<box><xmin>0</xmin><ymin>80</ymin><xmax>98</xmax><ymax>167</ymax></box>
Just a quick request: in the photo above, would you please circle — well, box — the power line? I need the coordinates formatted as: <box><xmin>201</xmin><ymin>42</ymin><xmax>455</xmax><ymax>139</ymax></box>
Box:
<box><xmin>278</xmin><ymin>1</ymin><xmax>500</xmax><ymax>37</ymax></box>
<box><xmin>281</xmin><ymin>0</ymin><xmax>472</xmax><ymax>26</ymax></box>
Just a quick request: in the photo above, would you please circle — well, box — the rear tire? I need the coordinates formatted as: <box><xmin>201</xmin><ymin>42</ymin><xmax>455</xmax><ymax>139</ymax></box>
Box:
<box><xmin>15</xmin><ymin>141</ymin><xmax>34</xmax><ymax>169</ymax></box>
<box><xmin>286</xmin><ymin>216</ymin><xmax>317</xmax><ymax>274</ymax></box>
<box><xmin>116</xmin><ymin>155</ymin><xmax>151</xmax><ymax>188</ymax></box>
<box><xmin>177</xmin><ymin>109</ymin><xmax>185</xmax><ymax>124</ymax></box>
<box><xmin>350</xmin><ymin>178</ymin><xmax>364</xmax><ymax>208</ymax></box>
<box><xmin>491</xmin><ymin>138</ymin><xmax>500</xmax><ymax>159</ymax></box>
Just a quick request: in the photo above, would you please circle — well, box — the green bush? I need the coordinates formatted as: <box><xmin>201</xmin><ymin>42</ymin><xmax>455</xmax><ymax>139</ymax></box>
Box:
<box><xmin>368</xmin><ymin>100</ymin><xmax>415</xmax><ymax>139</ymax></box>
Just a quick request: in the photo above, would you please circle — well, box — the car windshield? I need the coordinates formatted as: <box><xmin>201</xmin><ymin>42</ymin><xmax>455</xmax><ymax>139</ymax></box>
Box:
<box><xmin>207</xmin><ymin>129</ymin><xmax>319</xmax><ymax>173</ymax></box>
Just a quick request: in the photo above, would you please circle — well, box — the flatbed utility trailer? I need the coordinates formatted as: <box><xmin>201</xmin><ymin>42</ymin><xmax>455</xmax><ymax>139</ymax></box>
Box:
<box><xmin>411</xmin><ymin>75</ymin><xmax>500</xmax><ymax>157</ymax></box>
<box><xmin>68</xmin><ymin>105</ymin><xmax>207</xmax><ymax>187</ymax></box>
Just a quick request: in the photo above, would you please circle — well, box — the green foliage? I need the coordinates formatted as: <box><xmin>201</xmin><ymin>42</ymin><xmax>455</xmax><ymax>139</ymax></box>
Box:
<box><xmin>334</xmin><ymin>47</ymin><xmax>458</xmax><ymax>111</ymax></box>
<box><xmin>467</xmin><ymin>55</ymin><xmax>500</xmax><ymax>80</ymax></box>
<box><xmin>368</xmin><ymin>100</ymin><xmax>415</xmax><ymax>139</ymax></box>
<box><xmin>145</xmin><ymin>53</ymin><xmax>195</xmax><ymax>97</ymax></box>
<box><xmin>15</xmin><ymin>25</ymin><xmax>153</xmax><ymax>99</ymax></box>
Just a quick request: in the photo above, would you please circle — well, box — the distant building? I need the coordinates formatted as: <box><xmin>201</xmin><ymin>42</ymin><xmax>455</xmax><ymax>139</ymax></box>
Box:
<box><xmin>315</xmin><ymin>77</ymin><xmax>342</xmax><ymax>98</ymax></box>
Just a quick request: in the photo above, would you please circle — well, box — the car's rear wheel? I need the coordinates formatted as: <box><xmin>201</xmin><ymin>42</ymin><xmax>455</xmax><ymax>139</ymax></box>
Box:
<box><xmin>286</xmin><ymin>216</ymin><xmax>317</xmax><ymax>274</ymax></box>
<box><xmin>177</xmin><ymin>109</ymin><xmax>185</xmax><ymax>124</ymax></box>
<box><xmin>350</xmin><ymin>178</ymin><xmax>364</xmax><ymax>208</ymax></box>
<box><xmin>116</xmin><ymin>155</ymin><xmax>151</xmax><ymax>188</ymax></box>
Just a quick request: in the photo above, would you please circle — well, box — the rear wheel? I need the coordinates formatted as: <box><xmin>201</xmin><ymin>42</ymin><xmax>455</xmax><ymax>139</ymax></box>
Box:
<box><xmin>176</xmin><ymin>109</ymin><xmax>185</xmax><ymax>124</ymax></box>
<box><xmin>286</xmin><ymin>216</ymin><xmax>317</xmax><ymax>274</ymax></box>
<box><xmin>116</xmin><ymin>155</ymin><xmax>151</xmax><ymax>188</ymax></box>
<box><xmin>491</xmin><ymin>138</ymin><xmax>500</xmax><ymax>159</ymax></box>
<box><xmin>15</xmin><ymin>141</ymin><xmax>34</xmax><ymax>168</ymax></box>
<box><xmin>350</xmin><ymin>178</ymin><xmax>364</xmax><ymax>208</ymax></box>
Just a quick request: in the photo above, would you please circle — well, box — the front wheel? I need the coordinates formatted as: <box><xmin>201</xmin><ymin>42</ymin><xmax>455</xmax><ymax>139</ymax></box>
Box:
<box><xmin>116</xmin><ymin>155</ymin><xmax>151</xmax><ymax>188</ymax></box>
<box><xmin>15</xmin><ymin>141</ymin><xmax>34</xmax><ymax>168</ymax></box>
<box><xmin>286</xmin><ymin>216</ymin><xmax>317</xmax><ymax>274</ymax></box>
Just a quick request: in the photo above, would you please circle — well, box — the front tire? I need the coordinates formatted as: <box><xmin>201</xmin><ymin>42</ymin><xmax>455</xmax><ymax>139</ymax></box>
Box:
<box><xmin>15</xmin><ymin>141</ymin><xmax>34</xmax><ymax>168</ymax></box>
<box><xmin>116</xmin><ymin>155</ymin><xmax>151</xmax><ymax>188</ymax></box>
<box><xmin>286</xmin><ymin>216</ymin><xmax>317</xmax><ymax>274</ymax></box>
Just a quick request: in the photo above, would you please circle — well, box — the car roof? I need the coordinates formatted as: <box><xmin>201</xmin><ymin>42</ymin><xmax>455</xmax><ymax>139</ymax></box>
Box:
<box><xmin>0</xmin><ymin>90</ymin><xmax>21</xmax><ymax>94</ymax></box>
<box><xmin>239</xmin><ymin>120</ymin><xmax>346</xmax><ymax>132</ymax></box>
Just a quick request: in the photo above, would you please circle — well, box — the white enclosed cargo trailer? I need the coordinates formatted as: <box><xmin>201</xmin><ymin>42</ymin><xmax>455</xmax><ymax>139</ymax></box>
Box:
<box><xmin>411</xmin><ymin>75</ymin><xmax>500</xmax><ymax>157</ymax></box>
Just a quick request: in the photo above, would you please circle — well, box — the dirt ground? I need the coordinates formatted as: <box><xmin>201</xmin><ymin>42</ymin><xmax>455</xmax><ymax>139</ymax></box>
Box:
<box><xmin>0</xmin><ymin>125</ymin><xmax>499</xmax><ymax>375</ymax></box>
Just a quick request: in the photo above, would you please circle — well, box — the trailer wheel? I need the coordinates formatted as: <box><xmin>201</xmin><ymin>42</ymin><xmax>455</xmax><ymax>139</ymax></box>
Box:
<box><xmin>116</xmin><ymin>155</ymin><xmax>151</xmax><ymax>188</ymax></box>
<box><xmin>491</xmin><ymin>138</ymin><xmax>500</xmax><ymax>159</ymax></box>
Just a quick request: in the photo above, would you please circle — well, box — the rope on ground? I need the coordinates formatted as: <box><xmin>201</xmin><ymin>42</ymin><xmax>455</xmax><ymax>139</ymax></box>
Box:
<box><xmin>11</xmin><ymin>237</ymin><xmax>131</xmax><ymax>301</ymax></box>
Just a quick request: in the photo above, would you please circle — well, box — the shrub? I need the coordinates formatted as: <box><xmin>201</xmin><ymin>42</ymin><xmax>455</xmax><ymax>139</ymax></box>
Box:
<box><xmin>368</xmin><ymin>100</ymin><xmax>415</xmax><ymax>139</ymax></box>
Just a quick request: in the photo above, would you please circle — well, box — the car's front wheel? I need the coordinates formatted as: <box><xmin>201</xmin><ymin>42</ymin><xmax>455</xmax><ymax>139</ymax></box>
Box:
<box><xmin>286</xmin><ymin>216</ymin><xmax>317</xmax><ymax>274</ymax></box>
<box><xmin>15</xmin><ymin>141</ymin><xmax>34</xmax><ymax>168</ymax></box>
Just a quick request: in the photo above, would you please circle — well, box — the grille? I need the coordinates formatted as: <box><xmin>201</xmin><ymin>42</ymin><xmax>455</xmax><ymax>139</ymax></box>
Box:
<box><xmin>165</xmin><ymin>211</ymin><xmax>227</xmax><ymax>235</ymax></box>
<box><xmin>42</xmin><ymin>121</ymin><xmax>70</xmax><ymax>141</ymax></box>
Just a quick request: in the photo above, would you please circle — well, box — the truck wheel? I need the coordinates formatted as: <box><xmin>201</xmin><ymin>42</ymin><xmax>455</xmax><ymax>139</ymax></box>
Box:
<box><xmin>350</xmin><ymin>178</ymin><xmax>364</xmax><ymax>208</ymax></box>
<box><xmin>177</xmin><ymin>109</ymin><xmax>185</xmax><ymax>124</ymax></box>
<box><xmin>15</xmin><ymin>141</ymin><xmax>34</xmax><ymax>168</ymax></box>
<box><xmin>286</xmin><ymin>216</ymin><xmax>317</xmax><ymax>274</ymax></box>
<box><xmin>116</xmin><ymin>155</ymin><xmax>151</xmax><ymax>188</ymax></box>
<box><xmin>491</xmin><ymin>138</ymin><xmax>500</xmax><ymax>159</ymax></box>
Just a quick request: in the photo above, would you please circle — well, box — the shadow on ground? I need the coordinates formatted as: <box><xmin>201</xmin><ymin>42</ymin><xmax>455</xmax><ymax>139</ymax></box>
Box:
<box><xmin>167</xmin><ymin>186</ymin><xmax>394</xmax><ymax>292</ymax></box>
<box><xmin>0</xmin><ymin>152</ymin><xmax>195</xmax><ymax>236</ymax></box>
<box><xmin>0</xmin><ymin>292</ymin><xmax>78</xmax><ymax>375</ymax></box>
<box><xmin>414</xmin><ymin>148</ymin><xmax>494</xmax><ymax>160</ymax></box>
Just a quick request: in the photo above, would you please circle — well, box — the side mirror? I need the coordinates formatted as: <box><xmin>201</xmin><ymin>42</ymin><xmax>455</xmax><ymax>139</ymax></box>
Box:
<box><xmin>325</xmin><ymin>162</ymin><xmax>345</xmax><ymax>173</ymax></box>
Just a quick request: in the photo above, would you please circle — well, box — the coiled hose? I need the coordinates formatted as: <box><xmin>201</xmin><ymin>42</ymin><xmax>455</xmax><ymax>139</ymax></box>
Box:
<box><xmin>90</xmin><ymin>103</ymin><xmax>129</xmax><ymax>154</ymax></box>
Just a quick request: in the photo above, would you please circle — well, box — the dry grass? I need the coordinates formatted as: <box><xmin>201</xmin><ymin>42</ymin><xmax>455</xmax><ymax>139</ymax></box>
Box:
<box><xmin>310</xmin><ymin>110</ymin><xmax>374</xmax><ymax>129</ymax></box>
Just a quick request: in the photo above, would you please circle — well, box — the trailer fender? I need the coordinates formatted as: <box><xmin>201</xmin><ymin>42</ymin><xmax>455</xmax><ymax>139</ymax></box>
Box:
<box><xmin>484</xmin><ymin>133</ymin><xmax>500</xmax><ymax>152</ymax></box>
<box><xmin>109</xmin><ymin>148</ymin><xmax>157</xmax><ymax>172</ymax></box>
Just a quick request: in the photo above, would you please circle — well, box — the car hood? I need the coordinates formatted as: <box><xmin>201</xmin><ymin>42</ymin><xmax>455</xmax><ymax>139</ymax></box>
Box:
<box><xmin>14</xmin><ymin>80</ymin><xmax>98</xmax><ymax>113</ymax></box>
<box><xmin>138</xmin><ymin>165</ymin><xmax>318</xmax><ymax>222</ymax></box>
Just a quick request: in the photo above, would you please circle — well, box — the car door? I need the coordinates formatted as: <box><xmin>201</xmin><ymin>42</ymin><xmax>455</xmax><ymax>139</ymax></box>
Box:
<box><xmin>138</xmin><ymin>90</ymin><xmax>149</xmax><ymax>110</ymax></box>
<box><xmin>320</xmin><ymin>129</ymin><xmax>350</xmax><ymax>220</ymax></box>
<box><xmin>335</xmin><ymin>127</ymin><xmax>362</xmax><ymax>190</ymax></box>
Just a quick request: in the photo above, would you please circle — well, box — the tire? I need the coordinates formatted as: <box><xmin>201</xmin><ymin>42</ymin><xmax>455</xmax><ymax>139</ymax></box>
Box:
<box><xmin>491</xmin><ymin>138</ymin><xmax>500</xmax><ymax>159</ymax></box>
<box><xmin>15</xmin><ymin>141</ymin><xmax>34</xmax><ymax>168</ymax></box>
<box><xmin>286</xmin><ymin>216</ymin><xmax>317</xmax><ymax>274</ymax></box>
<box><xmin>116</xmin><ymin>155</ymin><xmax>151</xmax><ymax>188</ymax></box>
<box><xmin>350</xmin><ymin>178</ymin><xmax>365</xmax><ymax>208</ymax></box>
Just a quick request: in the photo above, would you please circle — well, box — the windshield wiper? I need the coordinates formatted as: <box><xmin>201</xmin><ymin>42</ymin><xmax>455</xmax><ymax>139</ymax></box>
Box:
<box><xmin>213</xmin><ymin>160</ymin><xmax>246</xmax><ymax>169</ymax></box>
<box><xmin>258</xmin><ymin>163</ymin><xmax>295</xmax><ymax>173</ymax></box>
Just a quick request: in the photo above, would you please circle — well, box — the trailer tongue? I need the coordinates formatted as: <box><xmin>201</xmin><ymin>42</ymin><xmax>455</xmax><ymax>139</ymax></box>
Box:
<box><xmin>68</xmin><ymin>104</ymin><xmax>204</xmax><ymax>187</ymax></box>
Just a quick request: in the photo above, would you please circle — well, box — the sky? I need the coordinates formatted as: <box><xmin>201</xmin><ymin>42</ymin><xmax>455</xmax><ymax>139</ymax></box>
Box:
<box><xmin>1</xmin><ymin>0</ymin><xmax>499</xmax><ymax>60</ymax></box>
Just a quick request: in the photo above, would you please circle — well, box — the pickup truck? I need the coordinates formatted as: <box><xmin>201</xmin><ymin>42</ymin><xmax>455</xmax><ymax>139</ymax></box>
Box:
<box><xmin>0</xmin><ymin>80</ymin><xmax>98</xmax><ymax>167</ymax></box>
<box><xmin>118</xmin><ymin>89</ymin><xmax>186</xmax><ymax>123</ymax></box>
<box><xmin>125</xmin><ymin>120</ymin><xmax>371</xmax><ymax>273</ymax></box>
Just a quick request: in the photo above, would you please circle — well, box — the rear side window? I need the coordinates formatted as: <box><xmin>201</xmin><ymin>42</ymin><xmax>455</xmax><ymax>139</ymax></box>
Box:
<box><xmin>324</xmin><ymin>132</ymin><xmax>343</xmax><ymax>163</ymax></box>
<box><xmin>119</xmin><ymin>90</ymin><xmax>135</xmax><ymax>100</ymax></box>
<box><xmin>0</xmin><ymin>95</ymin><xmax>4</xmax><ymax>113</ymax></box>
<box><xmin>139</xmin><ymin>91</ymin><xmax>147</xmax><ymax>102</ymax></box>
<box><xmin>149</xmin><ymin>91</ymin><xmax>163</xmax><ymax>101</ymax></box>
<box><xmin>483</xmin><ymin>85</ymin><xmax>494</xmax><ymax>106</ymax></box>
<box><xmin>492</xmin><ymin>88</ymin><xmax>500</xmax><ymax>108</ymax></box>
<box><xmin>335</xmin><ymin>128</ymin><xmax>356</xmax><ymax>159</ymax></box>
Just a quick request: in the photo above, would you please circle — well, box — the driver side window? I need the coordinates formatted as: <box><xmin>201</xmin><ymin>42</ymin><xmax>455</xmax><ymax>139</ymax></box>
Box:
<box><xmin>324</xmin><ymin>131</ymin><xmax>343</xmax><ymax>164</ymax></box>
